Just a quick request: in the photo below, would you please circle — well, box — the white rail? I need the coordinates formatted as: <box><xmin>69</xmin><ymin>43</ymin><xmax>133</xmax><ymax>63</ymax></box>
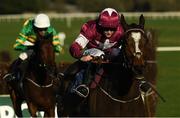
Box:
<box><xmin>157</xmin><ymin>47</ymin><xmax>180</xmax><ymax>51</ymax></box>
<box><xmin>1</xmin><ymin>12</ymin><xmax>180</xmax><ymax>20</ymax></box>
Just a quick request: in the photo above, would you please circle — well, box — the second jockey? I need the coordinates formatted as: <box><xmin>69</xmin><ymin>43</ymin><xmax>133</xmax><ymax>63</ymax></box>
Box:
<box><xmin>64</xmin><ymin>8</ymin><xmax>125</xmax><ymax>97</ymax></box>
<box><xmin>3</xmin><ymin>14</ymin><xmax>63</xmax><ymax>89</ymax></box>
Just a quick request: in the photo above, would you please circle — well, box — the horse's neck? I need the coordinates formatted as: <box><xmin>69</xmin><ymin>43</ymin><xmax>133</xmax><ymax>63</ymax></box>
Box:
<box><xmin>100</xmin><ymin>64</ymin><xmax>132</xmax><ymax>96</ymax></box>
<box><xmin>124</xmin><ymin>78</ymin><xmax>140</xmax><ymax>98</ymax></box>
<box><xmin>28</xmin><ymin>61</ymin><xmax>52</xmax><ymax>85</ymax></box>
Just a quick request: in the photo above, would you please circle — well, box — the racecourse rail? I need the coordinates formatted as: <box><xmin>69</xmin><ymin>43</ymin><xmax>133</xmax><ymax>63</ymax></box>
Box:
<box><xmin>157</xmin><ymin>47</ymin><xmax>180</xmax><ymax>51</ymax></box>
<box><xmin>1</xmin><ymin>12</ymin><xmax>180</xmax><ymax>20</ymax></box>
<box><xmin>1</xmin><ymin>12</ymin><xmax>180</xmax><ymax>28</ymax></box>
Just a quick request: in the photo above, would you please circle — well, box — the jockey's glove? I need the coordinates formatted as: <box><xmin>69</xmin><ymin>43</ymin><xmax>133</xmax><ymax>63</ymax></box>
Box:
<box><xmin>19</xmin><ymin>49</ymin><xmax>34</xmax><ymax>60</ymax></box>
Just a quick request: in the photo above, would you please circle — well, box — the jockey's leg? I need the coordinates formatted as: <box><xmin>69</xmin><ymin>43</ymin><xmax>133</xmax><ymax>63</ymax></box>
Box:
<box><xmin>57</xmin><ymin>60</ymin><xmax>84</xmax><ymax>92</ymax></box>
<box><xmin>17</xmin><ymin>50</ymin><xmax>34</xmax><ymax>93</ymax></box>
<box><xmin>58</xmin><ymin>60</ymin><xmax>90</xmax><ymax>98</ymax></box>
<box><xmin>73</xmin><ymin>62</ymin><xmax>95</xmax><ymax>98</ymax></box>
<box><xmin>56</xmin><ymin>61</ymin><xmax>85</xmax><ymax>101</ymax></box>
<box><xmin>3</xmin><ymin>50</ymin><xmax>33</xmax><ymax>82</ymax></box>
<box><xmin>63</xmin><ymin>60</ymin><xmax>84</xmax><ymax>79</ymax></box>
<box><xmin>56</xmin><ymin>61</ymin><xmax>87</xmax><ymax>116</ymax></box>
<box><xmin>18</xmin><ymin>59</ymin><xmax>30</xmax><ymax>80</ymax></box>
<box><xmin>3</xmin><ymin>58</ymin><xmax>22</xmax><ymax>82</ymax></box>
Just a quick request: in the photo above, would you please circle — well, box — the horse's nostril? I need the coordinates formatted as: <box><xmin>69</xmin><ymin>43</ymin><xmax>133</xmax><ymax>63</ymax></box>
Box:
<box><xmin>135</xmin><ymin>52</ymin><xmax>142</xmax><ymax>59</ymax></box>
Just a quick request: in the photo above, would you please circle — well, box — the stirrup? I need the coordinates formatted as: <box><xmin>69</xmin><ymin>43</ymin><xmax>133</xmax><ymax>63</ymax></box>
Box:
<box><xmin>73</xmin><ymin>84</ymin><xmax>89</xmax><ymax>98</ymax></box>
<box><xmin>3</xmin><ymin>73</ymin><xmax>16</xmax><ymax>82</ymax></box>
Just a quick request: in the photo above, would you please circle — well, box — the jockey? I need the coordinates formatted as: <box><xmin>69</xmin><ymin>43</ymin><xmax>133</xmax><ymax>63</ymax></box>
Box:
<box><xmin>3</xmin><ymin>13</ymin><xmax>63</xmax><ymax>83</ymax></box>
<box><xmin>64</xmin><ymin>8</ymin><xmax>124</xmax><ymax>97</ymax></box>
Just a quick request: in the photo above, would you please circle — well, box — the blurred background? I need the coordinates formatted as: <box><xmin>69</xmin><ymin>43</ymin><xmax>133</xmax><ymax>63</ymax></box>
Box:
<box><xmin>0</xmin><ymin>0</ymin><xmax>180</xmax><ymax>117</ymax></box>
<box><xmin>1</xmin><ymin>0</ymin><xmax>180</xmax><ymax>13</ymax></box>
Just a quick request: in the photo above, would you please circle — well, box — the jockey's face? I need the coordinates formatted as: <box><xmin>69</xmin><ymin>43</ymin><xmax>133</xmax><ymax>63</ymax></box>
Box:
<box><xmin>36</xmin><ymin>28</ymin><xmax>47</xmax><ymax>37</ymax></box>
<box><xmin>103</xmin><ymin>27</ymin><xmax>116</xmax><ymax>38</ymax></box>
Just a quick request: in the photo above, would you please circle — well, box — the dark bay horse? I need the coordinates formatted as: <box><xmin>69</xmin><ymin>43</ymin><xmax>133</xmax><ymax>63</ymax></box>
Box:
<box><xmin>85</xmin><ymin>15</ymin><xmax>151</xmax><ymax>117</ymax></box>
<box><xmin>57</xmin><ymin>14</ymin><xmax>157</xmax><ymax>117</ymax></box>
<box><xmin>7</xmin><ymin>35</ymin><xmax>60</xmax><ymax>117</ymax></box>
<box><xmin>121</xmin><ymin>15</ymin><xmax>158</xmax><ymax>116</ymax></box>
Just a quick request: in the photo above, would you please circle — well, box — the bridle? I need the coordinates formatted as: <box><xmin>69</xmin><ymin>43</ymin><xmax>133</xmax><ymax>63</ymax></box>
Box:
<box><xmin>125</xmin><ymin>28</ymin><xmax>157</xmax><ymax>65</ymax></box>
<box><xmin>123</xmin><ymin>28</ymin><xmax>153</xmax><ymax>77</ymax></box>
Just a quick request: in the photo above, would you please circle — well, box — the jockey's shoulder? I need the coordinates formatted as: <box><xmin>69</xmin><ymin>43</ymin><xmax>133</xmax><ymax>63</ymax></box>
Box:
<box><xmin>83</xmin><ymin>20</ymin><xmax>97</xmax><ymax>28</ymax></box>
<box><xmin>81</xmin><ymin>20</ymin><xmax>97</xmax><ymax>34</ymax></box>
<box><xmin>86</xmin><ymin>20</ymin><xmax>96</xmax><ymax>25</ymax></box>
<box><xmin>23</xmin><ymin>18</ymin><xmax>33</xmax><ymax>27</ymax></box>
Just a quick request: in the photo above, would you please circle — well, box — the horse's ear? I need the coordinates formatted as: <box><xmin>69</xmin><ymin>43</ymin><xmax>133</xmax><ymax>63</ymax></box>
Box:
<box><xmin>120</xmin><ymin>14</ymin><xmax>128</xmax><ymax>30</ymax></box>
<box><xmin>139</xmin><ymin>14</ymin><xmax>145</xmax><ymax>29</ymax></box>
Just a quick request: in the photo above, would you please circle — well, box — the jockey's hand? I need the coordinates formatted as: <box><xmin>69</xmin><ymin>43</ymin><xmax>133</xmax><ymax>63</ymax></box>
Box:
<box><xmin>80</xmin><ymin>55</ymin><xmax>93</xmax><ymax>62</ymax></box>
<box><xmin>19</xmin><ymin>52</ymin><xmax>28</xmax><ymax>60</ymax></box>
<box><xmin>19</xmin><ymin>49</ymin><xmax>34</xmax><ymax>61</ymax></box>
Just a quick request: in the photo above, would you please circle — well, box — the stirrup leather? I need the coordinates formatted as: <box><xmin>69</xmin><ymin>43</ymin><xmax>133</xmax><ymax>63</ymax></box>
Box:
<box><xmin>73</xmin><ymin>84</ymin><xmax>89</xmax><ymax>98</ymax></box>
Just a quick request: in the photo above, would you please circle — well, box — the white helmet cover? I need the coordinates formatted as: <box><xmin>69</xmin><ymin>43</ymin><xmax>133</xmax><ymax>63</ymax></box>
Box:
<box><xmin>34</xmin><ymin>13</ymin><xmax>50</xmax><ymax>28</ymax></box>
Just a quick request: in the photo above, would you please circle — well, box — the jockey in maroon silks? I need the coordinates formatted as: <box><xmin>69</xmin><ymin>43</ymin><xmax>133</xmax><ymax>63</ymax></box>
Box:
<box><xmin>64</xmin><ymin>8</ymin><xmax>124</xmax><ymax>98</ymax></box>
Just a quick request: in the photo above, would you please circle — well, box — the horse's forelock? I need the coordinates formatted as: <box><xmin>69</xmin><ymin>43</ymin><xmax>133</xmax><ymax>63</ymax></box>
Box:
<box><xmin>34</xmin><ymin>35</ymin><xmax>55</xmax><ymax>66</ymax></box>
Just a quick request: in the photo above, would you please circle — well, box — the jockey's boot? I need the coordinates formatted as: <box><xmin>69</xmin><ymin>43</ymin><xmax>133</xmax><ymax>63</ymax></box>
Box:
<box><xmin>139</xmin><ymin>81</ymin><xmax>152</xmax><ymax>94</ymax></box>
<box><xmin>3</xmin><ymin>58</ymin><xmax>23</xmax><ymax>82</ymax></box>
<box><xmin>74</xmin><ymin>84</ymin><xmax>89</xmax><ymax>98</ymax></box>
<box><xmin>3</xmin><ymin>73</ymin><xmax>16</xmax><ymax>82</ymax></box>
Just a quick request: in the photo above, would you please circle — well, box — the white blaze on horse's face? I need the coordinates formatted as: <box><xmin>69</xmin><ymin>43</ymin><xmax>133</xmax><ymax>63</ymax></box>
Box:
<box><xmin>131</xmin><ymin>32</ymin><xmax>142</xmax><ymax>58</ymax></box>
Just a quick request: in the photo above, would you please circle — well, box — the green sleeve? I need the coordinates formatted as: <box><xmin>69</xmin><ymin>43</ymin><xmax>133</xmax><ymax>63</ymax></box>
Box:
<box><xmin>51</xmin><ymin>28</ymin><xmax>63</xmax><ymax>53</ymax></box>
<box><xmin>13</xmin><ymin>19</ymin><xmax>32</xmax><ymax>51</ymax></box>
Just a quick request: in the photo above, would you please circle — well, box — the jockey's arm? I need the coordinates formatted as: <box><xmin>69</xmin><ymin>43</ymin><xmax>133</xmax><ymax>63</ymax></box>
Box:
<box><xmin>69</xmin><ymin>33</ymin><xmax>90</xmax><ymax>59</ymax></box>
<box><xmin>52</xmin><ymin>28</ymin><xmax>63</xmax><ymax>54</ymax></box>
<box><xmin>13</xmin><ymin>32</ymin><xmax>29</xmax><ymax>51</ymax></box>
<box><xmin>13</xmin><ymin>19</ymin><xmax>34</xmax><ymax>52</ymax></box>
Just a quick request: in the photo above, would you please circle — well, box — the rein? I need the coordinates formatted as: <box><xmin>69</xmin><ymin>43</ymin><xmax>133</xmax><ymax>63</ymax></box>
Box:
<box><xmin>91</xmin><ymin>59</ymin><xmax>157</xmax><ymax>103</ymax></box>
<box><xmin>99</xmin><ymin>86</ymin><xmax>141</xmax><ymax>103</ymax></box>
<box><xmin>145</xmin><ymin>60</ymin><xmax>157</xmax><ymax>64</ymax></box>
<box><xmin>125</xmin><ymin>28</ymin><xmax>145</xmax><ymax>34</ymax></box>
<box><xmin>38</xmin><ymin>63</ymin><xmax>58</xmax><ymax>79</ymax></box>
<box><xmin>26</xmin><ymin>78</ymin><xmax>53</xmax><ymax>88</ymax></box>
<box><xmin>91</xmin><ymin>64</ymin><xmax>141</xmax><ymax>104</ymax></box>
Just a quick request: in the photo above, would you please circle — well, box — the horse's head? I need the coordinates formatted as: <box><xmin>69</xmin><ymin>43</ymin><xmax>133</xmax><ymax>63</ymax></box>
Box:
<box><xmin>29</xmin><ymin>35</ymin><xmax>56</xmax><ymax>83</ymax></box>
<box><xmin>120</xmin><ymin>14</ymin><xmax>148</xmax><ymax>79</ymax></box>
<box><xmin>34</xmin><ymin>34</ymin><xmax>55</xmax><ymax>67</ymax></box>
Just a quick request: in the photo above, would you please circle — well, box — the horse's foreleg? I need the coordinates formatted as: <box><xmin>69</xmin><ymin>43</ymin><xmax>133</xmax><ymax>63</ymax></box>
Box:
<box><xmin>27</xmin><ymin>102</ymin><xmax>38</xmax><ymax>117</ymax></box>
<box><xmin>10</xmin><ymin>90</ymin><xmax>23</xmax><ymax>117</ymax></box>
<box><xmin>44</xmin><ymin>108</ymin><xmax>55</xmax><ymax>117</ymax></box>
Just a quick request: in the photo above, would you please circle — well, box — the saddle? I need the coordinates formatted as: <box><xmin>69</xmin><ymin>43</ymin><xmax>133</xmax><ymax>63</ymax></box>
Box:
<box><xmin>90</xmin><ymin>68</ymin><xmax>104</xmax><ymax>89</ymax></box>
